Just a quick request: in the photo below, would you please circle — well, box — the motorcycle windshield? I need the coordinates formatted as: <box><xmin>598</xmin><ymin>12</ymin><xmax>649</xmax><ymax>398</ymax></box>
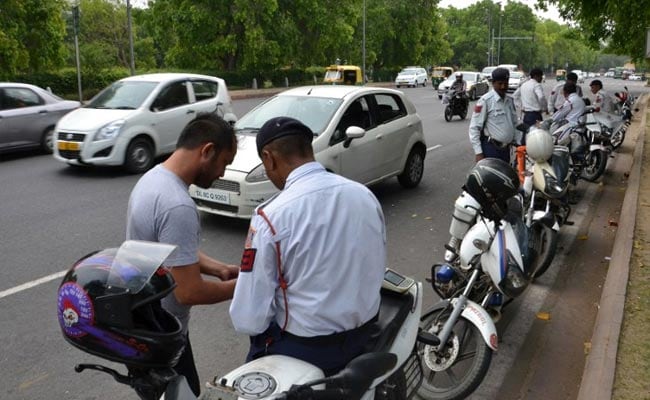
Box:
<box><xmin>107</xmin><ymin>240</ymin><xmax>177</xmax><ymax>293</ymax></box>
<box><xmin>506</xmin><ymin>212</ymin><xmax>536</xmax><ymax>276</ymax></box>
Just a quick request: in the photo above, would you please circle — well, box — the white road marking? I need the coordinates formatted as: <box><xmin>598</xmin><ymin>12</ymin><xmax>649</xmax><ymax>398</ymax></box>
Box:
<box><xmin>0</xmin><ymin>270</ymin><xmax>67</xmax><ymax>299</ymax></box>
<box><xmin>427</xmin><ymin>144</ymin><xmax>442</xmax><ymax>152</ymax></box>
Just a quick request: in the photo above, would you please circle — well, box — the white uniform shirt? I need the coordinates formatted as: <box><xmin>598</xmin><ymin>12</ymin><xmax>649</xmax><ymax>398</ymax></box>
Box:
<box><xmin>552</xmin><ymin>92</ymin><xmax>585</xmax><ymax>125</ymax></box>
<box><xmin>513</xmin><ymin>78</ymin><xmax>546</xmax><ymax>112</ymax></box>
<box><xmin>230</xmin><ymin>162</ymin><xmax>386</xmax><ymax>337</ymax></box>
<box><xmin>548</xmin><ymin>82</ymin><xmax>583</xmax><ymax>111</ymax></box>
<box><xmin>594</xmin><ymin>89</ymin><xmax>614</xmax><ymax>114</ymax></box>
<box><xmin>468</xmin><ymin>89</ymin><xmax>519</xmax><ymax>155</ymax></box>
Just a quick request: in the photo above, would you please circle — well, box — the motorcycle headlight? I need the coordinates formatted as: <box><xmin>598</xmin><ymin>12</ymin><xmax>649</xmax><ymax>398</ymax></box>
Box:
<box><xmin>543</xmin><ymin>170</ymin><xmax>565</xmax><ymax>197</ymax></box>
<box><xmin>246</xmin><ymin>163</ymin><xmax>269</xmax><ymax>183</ymax></box>
<box><xmin>498</xmin><ymin>251</ymin><xmax>529</xmax><ymax>298</ymax></box>
<box><xmin>94</xmin><ymin>120</ymin><xmax>125</xmax><ymax>141</ymax></box>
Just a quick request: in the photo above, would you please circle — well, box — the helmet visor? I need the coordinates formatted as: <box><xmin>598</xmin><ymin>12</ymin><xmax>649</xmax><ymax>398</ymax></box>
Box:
<box><xmin>108</xmin><ymin>241</ymin><xmax>177</xmax><ymax>294</ymax></box>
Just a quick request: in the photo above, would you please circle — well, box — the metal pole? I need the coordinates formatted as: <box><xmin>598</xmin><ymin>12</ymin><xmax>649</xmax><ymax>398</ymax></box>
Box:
<box><xmin>498</xmin><ymin>7</ymin><xmax>503</xmax><ymax>65</ymax></box>
<box><xmin>487</xmin><ymin>8</ymin><xmax>491</xmax><ymax>66</ymax></box>
<box><xmin>73</xmin><ymin>4</ymin><xmax>82</xmax><ymax>102</ymax></box>
<box><xmin>127</xmin><ymin>0</ymin><xmax>135</xmax><ymax>75</ymax></box>
<box><xmin>362</xmin><ymin>0</ymin><xmax>366</xmax><ymax>84</ymax></box>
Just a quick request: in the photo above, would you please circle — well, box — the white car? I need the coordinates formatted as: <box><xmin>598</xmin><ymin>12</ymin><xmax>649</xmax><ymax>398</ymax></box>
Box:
<box><xmin>53</xmin><ymin>73</ymin><xmax>236</xmax><ymax>173</ymax></box>
<box><xmin>507</xmin><ymin>71</ymin><xmax>525</xmax><ymax>93</ymax></box>
<box><xmin>190</xmin><ymin>85</ymin><xmax>427</xmax><ymax>218</ymax></box>
<box><xmin>437</xmin><ymin>71</ymin><xmax>490</xmax><ymax>100</ymax></box>
<box><xmin>395</xmin><ymin>67</ymin><xmax>428</xmax><ymax>88</ymax></box>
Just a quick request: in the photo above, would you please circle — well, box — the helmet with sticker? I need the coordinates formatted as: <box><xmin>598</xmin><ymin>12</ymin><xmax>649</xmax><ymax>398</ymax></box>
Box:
<box><xmin>57</xmin><ymin>241</ymin><xmax>185</xmax><ymax>368</ymax></box>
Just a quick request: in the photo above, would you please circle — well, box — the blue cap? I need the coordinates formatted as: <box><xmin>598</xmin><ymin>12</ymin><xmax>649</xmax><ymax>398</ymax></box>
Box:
<box><xmin>256</xmin><ymin>117</ymin><xmax>313</xmax><ymax>155</ymax></box>
<box><xmin>491</xmin><ymin>67</ymin><xmax>510</xmax><ymax>82</ymax></box>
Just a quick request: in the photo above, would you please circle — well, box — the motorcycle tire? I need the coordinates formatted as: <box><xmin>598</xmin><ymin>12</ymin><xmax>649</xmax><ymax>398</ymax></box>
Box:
<box><xmin>530</xmin><ymin>221</ymin><xmax>559</xmax><ymax>279</ymax></box>
<box><xmin>417</xmin><ymin>307</ymin><xmax>492</xmax><ymax>400</ymax></box>
<box><xmin>581</xmin><ymin>149</ymin><xmax>607</xmax><ymax>182</ymax></box>
<box><xmin>375</xmin><ymin>369</ymin><xmax>407</xmax><ymax>400</ymax></box>
<box><xmin>460</xmin><ymin>107</ymin><xmax>467</xmax><ymax>120</ymax></box>
<box><xmin>444</xmin><ymin>106</ymin><xmax>453</xmax><ymax>122</ymax></box>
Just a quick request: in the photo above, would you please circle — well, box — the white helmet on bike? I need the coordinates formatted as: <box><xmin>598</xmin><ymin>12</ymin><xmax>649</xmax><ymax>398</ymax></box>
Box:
<box><xmin>526</xmin><ymin>128</ymin><xmax>554</xmax><ymax>162</ymax></box>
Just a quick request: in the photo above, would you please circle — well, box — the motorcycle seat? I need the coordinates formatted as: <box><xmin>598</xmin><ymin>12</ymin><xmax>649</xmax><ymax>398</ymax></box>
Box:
<box><xmin>367</xmin><ymin>289</ymin><xmax>414</xmax><ymax>353</ymax></box>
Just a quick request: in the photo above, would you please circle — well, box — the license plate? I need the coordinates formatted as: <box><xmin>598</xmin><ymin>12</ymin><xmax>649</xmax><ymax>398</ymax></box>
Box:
<box><xmin>57</xmin><ymin>141</ymin><xmax>80</xmax><ymax>151</ymax></box>
<box><xmin>193</xmin><ymin>188</ymin><xmax>230</xmax><ymax>205</ymax></box>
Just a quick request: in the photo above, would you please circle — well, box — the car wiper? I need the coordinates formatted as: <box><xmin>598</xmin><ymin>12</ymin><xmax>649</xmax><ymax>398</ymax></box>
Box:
<box><xmin>113</xmin><ymin>106</ymin><xmax>136</xmax><ymax>110</ymax></box>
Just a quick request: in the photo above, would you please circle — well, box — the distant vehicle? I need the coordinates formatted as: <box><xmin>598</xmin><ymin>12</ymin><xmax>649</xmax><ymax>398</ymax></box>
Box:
<box><xmin>436</xmin><ymin>71</ymin><xmax>490</xmax><ymax>100</ymax></box>
<box><xmin>190</xmin><ymin>85</ymin><xmax>427</xmax><ymax>218</ymax></box>
<box><xmin>323</xmin><ymin>65</ymin><xmax>363</xmax><ymax>85</ymax></box>
<box><xmin>629</xmin><ymin>74</ymin><xmax>642</xmax><ymax>81</ymax></box>
<box><xmin>614</xmin><ymin>67</ymin><xmax>624</xmax><ymax>79</ymax></box>
<box><xmin>53</xmin><ymin>73</ymin><xmax>236</xmax><ymax>174</ymax></box>
<box><xmin>395</xmin><ymin>67</ymin><xmax>428</xmax><ymax>88</ymax></box>
<box><xmin>0</xmin><ymin>83</ymin><xmax>80</xmax><ymax>154</ymax></box>
<box><xmin>497</xmin><ymin>64</ymin><xmax>519</xmax><ymax>72</ymax></box>
<box><xmin>507</xmin><ymin>71</ymin><xmax>525</xmax><ymax>93</ymax></box>
<box><xmin>570</xmin><ymin>70</ymin><xmax>585</xmax><ymax>83</ymax></box>
<box><xmin>481</xmin><ymin>66</ymin><xmax>498</xmax><ymax>80</ymax></box>
<box><xmin>430</xmin><ymin>66</ymin><xmax>454</xmax><ymax>88</ymax></box>
<box><xmin>604</xmin><ymin>70</ymin><xmax>615</xmax><ymax>78</ymax></box>
<box><xmin>556</xmin><ymin>69</ymin><xmax>567</xmax><ymax>81</ymax></box>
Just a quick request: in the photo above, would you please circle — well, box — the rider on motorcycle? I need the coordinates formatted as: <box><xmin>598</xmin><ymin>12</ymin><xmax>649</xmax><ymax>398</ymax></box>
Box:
<box><xmin>445</xmin><ymin>72</ymin><xmax>468</xmax><ymax>105</ymax></box>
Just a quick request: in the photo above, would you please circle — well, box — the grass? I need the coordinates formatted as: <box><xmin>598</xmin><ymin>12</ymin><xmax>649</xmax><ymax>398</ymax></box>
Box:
<box><xmin>612</xmin><ymin>108</ymin><xmax>650</xmax><ymax>400</ymax></box>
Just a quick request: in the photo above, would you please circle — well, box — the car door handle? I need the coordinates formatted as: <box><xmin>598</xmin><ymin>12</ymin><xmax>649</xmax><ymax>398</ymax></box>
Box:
<box><xmin>186</xmin><ymin>110</ymin><xmax>195</xmax><ymax>114</ymax></box>
<box><xmin>39</xmin><ymin>110</ymin><xmax>48</xmax><ymax>114</ymax></box>
<box><xmin>376</xmin><ymin>134</ymin><xmax>384</xmax><ymax>140</ymax></box>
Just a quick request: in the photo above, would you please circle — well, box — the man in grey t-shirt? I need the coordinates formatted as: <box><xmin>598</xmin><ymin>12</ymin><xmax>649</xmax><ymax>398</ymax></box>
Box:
<box><xmin>126</xmin><ymin>113</ymin><xmax>238</xmax><ymax>396</ymax></box>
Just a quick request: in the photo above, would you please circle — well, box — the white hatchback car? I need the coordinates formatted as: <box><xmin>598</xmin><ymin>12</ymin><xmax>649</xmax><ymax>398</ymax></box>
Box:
<box><xmin>395</xmin><ymin>67</ymin><xmax>428</xmax><ymax>88</ymax></box>
<box><xmin>53</xmin><ymin>73</ymin><xmax>236</xmax><ymax>173</ymax></box>
<box><xmin>190</xmin><ymin>85</ymin><xmax>427</xmax><ymax>218</ymax></box>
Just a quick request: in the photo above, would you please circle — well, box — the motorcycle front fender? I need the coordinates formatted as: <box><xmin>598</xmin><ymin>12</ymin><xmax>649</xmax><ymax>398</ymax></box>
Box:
<box><xmin>532</xmin><ymin>210</ymin><xmax>560</xmax><ymax>231</ymax></box>
<box><xmin>590</xmin><ymin>144</ymin><xmax>608</xmax><ymax>153</ymax></box>
<box><xmin>421</xmin><ymin>299</ymin><xmax>498</xmax><ymax>351</ymax></box>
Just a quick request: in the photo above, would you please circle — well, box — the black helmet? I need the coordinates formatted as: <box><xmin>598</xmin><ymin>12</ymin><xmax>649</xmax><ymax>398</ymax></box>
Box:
<box><xmin>463</xmin><ymin>158</ymin><xmax>520</xmax><ymax>221</ymax></box>
<box><xmin>57</xmin><ymin>241</ymin><xmax>185</xmax><ymax>368</ymax></box>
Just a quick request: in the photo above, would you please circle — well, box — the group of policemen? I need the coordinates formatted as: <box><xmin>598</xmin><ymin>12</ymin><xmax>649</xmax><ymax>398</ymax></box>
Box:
<box><xmin>468</xmin><ymin>67</ymin><xmax>614</xmax><ymax>164</ymax></box>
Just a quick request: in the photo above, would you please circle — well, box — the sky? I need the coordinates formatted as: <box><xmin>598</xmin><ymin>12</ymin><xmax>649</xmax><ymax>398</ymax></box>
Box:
<box><xmin>438</xmin><ymin>0</ymin><xmax>566</xmax><ymax>23</ymax></box>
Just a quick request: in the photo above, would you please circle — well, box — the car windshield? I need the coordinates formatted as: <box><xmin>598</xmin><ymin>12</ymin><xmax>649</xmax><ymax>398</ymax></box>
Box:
<box><xmin>86</xmin><ymin>81</ymin><xmax>158</xmax><ymax>109</ymax></box>
<box><xmin>324</xmin><ymin>70</ymin><xmax>342</xmax><ymax>80</ymax></box>
<box><xmin>510</xmin><ymin>72</ymin><xmax>523</xmax><ymax>79</ymax></box>
<box><xmin>400</xmin><ymin>70</ymin><xmax>416</xmax><ymax>76</ymax></box>
<box><xmin>482</xmin><ymin>67</ymin><xmax>496</xmax><ymax>74</ymax></box>
<box><xmin>235</xmin><ymin>95</ymin><xmax>343</xmax><ymax>136</ymax></box>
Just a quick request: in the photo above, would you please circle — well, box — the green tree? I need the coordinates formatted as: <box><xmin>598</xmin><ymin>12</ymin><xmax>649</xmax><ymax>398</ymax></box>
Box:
<box><xmin>538</xmin><ymin>0</ymin><xmax>650</xmax><ymax>63</ymax></box>
<box><xmin>0</xmin><ymin>0</ymin><xmax>67</xmax><ymax>79</ymax></box>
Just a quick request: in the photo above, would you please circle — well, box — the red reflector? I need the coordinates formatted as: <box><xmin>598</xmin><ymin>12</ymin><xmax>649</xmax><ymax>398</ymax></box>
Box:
<box><xmin>240</xmin><ymin>248</ymin><xmax>257</xmax><ymax>272</ymax></box>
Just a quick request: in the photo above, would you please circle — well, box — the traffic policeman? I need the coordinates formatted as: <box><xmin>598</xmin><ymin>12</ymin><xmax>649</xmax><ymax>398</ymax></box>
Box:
<box><xmin>548</xmin><ymin>72</ymin><xmax>583</xmax><ymax>113</ymax></box>
<box><xmin>469</xmin><ymin>67</ymin><xmax>520</xmax><ymax>163</ymax></box>
<box><xmin>589</xmin><ymin>79</ymin><xmax>614</xmax><ymax>114</ymax></box>
<box><xmin>513</xmin><ymin>67</ymin><xmax>547</xmax><ymax>128</ymax></box>
<box><xmin>229</xmin><ymin>116</ymin><xmax>386</xmax><ymax>376</ymax></box>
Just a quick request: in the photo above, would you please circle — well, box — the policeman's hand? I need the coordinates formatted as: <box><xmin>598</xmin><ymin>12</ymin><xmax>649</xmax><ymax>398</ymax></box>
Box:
<box><xmin>216</xmin><ymin>264</ymin><xmax>240</xmax><ymax>281</ymax></box>
<box><xmin>475</xmin><ymin>153</ymin><xmax>484</xmax><ymax>163</ymax></box>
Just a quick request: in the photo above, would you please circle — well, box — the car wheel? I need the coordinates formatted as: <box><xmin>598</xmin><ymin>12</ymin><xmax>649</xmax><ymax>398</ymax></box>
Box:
<box><xmin>438</xmin><ymin>95</ymin><xmax>443</xmax><ymax>100</ymax></box>
<box><xmin>470</xmin><ymin>88</ymin><xmax>477</xmax><ymax>101</ymax></box>
<box><xmin>396</xmin><ymin>85</ymin><xmax>401</xmax><ymax>88</ymax></box>
<box><xmin>41</xmin><ymin>127</ymin><xmax>55</xmax><ymax>154</ymax></box>
<box><xmin>398</xmin><ymin>146</ymin><xmax>425</xmax><ymax>188</ymax></box>
<box><xmin>124</xmin><ymin>137</ymin><xmax>154</xmax><ymax>174</ymax></box>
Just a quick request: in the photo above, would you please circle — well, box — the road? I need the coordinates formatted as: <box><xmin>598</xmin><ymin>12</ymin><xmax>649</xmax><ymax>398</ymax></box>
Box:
<box><xmin>0</xmin><ymin>78</ymin><xmax>646</xmax><ymax>400</ymax></box>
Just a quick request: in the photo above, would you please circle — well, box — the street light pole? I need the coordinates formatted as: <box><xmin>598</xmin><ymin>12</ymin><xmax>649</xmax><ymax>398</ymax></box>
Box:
<box><xmin>127</xmin><ymin>0</ymin><xmax>135</xmax><ymax>75</ymax></box>
<box><xmin>362</xmin><ymin>0</ymin><xmax>366</xmax><ymax>84</ymax></box>
<box><xmin>497</xmin><ymin>4</ymin><xmax>503</xmax><ymax>65</ymax></box>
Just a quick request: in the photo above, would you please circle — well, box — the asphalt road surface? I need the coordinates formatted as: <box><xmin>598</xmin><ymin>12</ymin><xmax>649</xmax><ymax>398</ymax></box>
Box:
<box><xmin>0</xmin><ymin>78</ymin><xmax>646</xmax><ymax>400</ymax></box>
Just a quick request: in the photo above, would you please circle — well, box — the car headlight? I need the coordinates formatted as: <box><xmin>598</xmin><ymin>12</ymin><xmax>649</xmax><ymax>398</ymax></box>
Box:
<box><xmin>246</xmin><ymin>163</ymin><xmax>269</xmax><ymax>183</ymax></box>
<box><xmin>94</xmin><ymin>120</ymin><xmax>125</xmax><ymax>141</ymax></box>
<box><xmin>498</xmin><ymin>250</ymin><xmax>530</xmax><ymax>298</ymax></box>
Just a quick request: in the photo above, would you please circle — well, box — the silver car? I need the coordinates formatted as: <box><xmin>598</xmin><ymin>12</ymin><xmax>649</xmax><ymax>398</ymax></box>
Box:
<box><xmin>0</xmin><ymin>83</ymin><xmax>80</xmax><ymax>154</ymax></box>
<box><xmin>190</xmin><ymin>85</ymin><xmax>427</xmax><ymax>218</ymax></box>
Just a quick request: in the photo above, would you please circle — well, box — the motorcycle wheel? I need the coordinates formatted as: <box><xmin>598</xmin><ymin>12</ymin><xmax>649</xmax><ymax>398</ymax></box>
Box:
<box><xmin>581</xmin><ymin>149</ymin><xmax>607</xmax><ymax>182</ymax></box>
<box><xmin>444</xmin><ymin>106</ymin><xmax>453</xmax><ymax>122</ymax></box>
<box><xmin>375</xmin><ymin>369</ymin><xmax>407</xmax><ymax>400</ymax></box>
<box><xmin>417</xmin><ymin>308</ymin><xmax>492</xmax><ymax>400</ymax></box>
<box><xmin>610</xmin><ymin>127</ymin><xmax>626</xmax><ymax>150</ymax></box>
<box><xmin>530</xmin><ymin>221</ymin><xmax>559</xmax><ymax>279</ymax></box>
<box><xmin>460</xmin><ymin>105</ymin><xmax>468</xmax><ymax>120</ymax></box>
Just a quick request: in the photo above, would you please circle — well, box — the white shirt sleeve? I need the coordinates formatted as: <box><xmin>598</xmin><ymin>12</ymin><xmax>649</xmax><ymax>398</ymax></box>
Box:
<box><xmin>230</xmin><ymin>217</ymin><xmax>279</xmax><ymax>335</ymax></box>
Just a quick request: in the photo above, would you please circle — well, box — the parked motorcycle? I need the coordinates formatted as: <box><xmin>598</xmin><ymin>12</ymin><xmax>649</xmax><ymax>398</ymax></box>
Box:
<box><xmin>57</xmin><ymin>240</ymin><xmax>429</xmax><ymax>400</ymax></box>
<box><xmin>418</xmin><ymin>159</ymin><xmax>538</xmax><ymax>400</ymax></box>
<box><xmin>442</xmin><ymin>90</ymin><xmax>469</xmax><ymax>122</ymax></box>
<box><xmin>515</xmin><ymin>127</ymin><xmax>572</xmax><ymax>278</ymax></box>
<box><xmin>544</xmin><ymin>107</ymin><xmax>609</xmax><ymax>183</ymax></box>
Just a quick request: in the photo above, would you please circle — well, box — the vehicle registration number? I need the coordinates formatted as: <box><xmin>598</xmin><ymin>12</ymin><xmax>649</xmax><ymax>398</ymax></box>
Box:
<box><xmin>193</xmin><ymin>189</ymin><xmax>230</xmax><ymax>205</ymax></box>
<box><xmin>58</xmin><ymin>141</ymin><xmax>80</xmax><ymax>151</ymax></box>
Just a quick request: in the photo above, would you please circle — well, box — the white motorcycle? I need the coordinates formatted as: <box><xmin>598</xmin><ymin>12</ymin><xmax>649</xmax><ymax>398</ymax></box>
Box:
<box><xmin>418</xmin><ymin>159</ymin><xmax>537</xmax><ymax>400</ymax></box>
<box><xmin>58</xmin><ymin>240</ymin><xmax>429</xmax><ymax>400</ymax></box>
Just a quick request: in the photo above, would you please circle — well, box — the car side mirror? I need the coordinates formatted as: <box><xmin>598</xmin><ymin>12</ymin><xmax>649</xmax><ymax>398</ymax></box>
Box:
<box><xmin>343</xmin><ymin>126</ymin><xmax>365</xmax><ymax>148</ymax></box>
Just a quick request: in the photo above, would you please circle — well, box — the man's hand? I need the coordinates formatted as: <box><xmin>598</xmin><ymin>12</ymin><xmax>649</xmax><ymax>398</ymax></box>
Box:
<box><xmin>475</xmin><ymin>153</ymin><xmax>484</xmax><ymax>163</ymax></box>
<box><xmin>199</xmin><ymin>251</ymin><xmax>239</xmax><ymax>280</ymax></box>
